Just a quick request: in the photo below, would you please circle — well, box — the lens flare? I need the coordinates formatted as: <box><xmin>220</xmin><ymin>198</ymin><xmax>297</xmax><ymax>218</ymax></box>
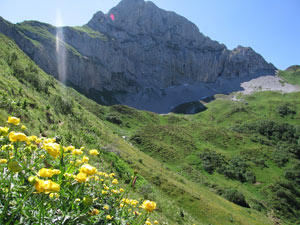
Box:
<box><xmin>110</xmin><ymin>14</ymin><xmax>115</xmax><ymax>21</ymax></box>
<box><xmin>55</xmin><ymin>10</ymin><xmax>67</xmax><ymax>84</ymax></box>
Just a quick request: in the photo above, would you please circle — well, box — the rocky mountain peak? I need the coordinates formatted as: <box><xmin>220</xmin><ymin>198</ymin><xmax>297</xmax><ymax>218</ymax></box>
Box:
<box><xmin>0</xmin><ymin>0</ymin><xmax>276</xmax><ymax>113</ymax></box>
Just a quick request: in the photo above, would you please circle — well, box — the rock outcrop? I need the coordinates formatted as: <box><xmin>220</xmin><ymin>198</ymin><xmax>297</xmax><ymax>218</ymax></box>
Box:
<box><xmin>0</xmin><ymin>0</ymin><xmax>276</xmax><ymax>112</ymax></box>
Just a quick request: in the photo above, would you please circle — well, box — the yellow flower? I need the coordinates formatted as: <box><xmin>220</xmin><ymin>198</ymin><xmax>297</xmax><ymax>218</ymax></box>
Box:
<box><xmin>106</xmin><ymin>215</ymin><xmax>113</xmax><ymax>220</ymax></box>
<box><xmin>28</xmin><ymin>176</ymin><xmax>39</xmax><ymax>184</ymax></box>
<box><xmin>34</xmin><ymin>179</ymin><xmax>60</xmax><ymax>193</ymax></box>
<box><xmin>112</xmin><ymin>179</ymin><xmax>118</xmax><ymax>185</ymax></box>
<box><xmin>72</xmin><ymin>149</ymin><xmax>83</xmax><ymax>155</ymax></box>
<box><xmin>102</xmin><ymin>190</ymin><xmax>108</xmax><ymax>195</ymax></box>
<box><xmin>43</xmin><ymin>138</ymin><xmax>56</xmax><ymax>144</ymax></box>
<box><xmin>75</xmin><ymin>198</ymin><xmax>80</xmax><ymax>202</ymax></box>
<box><xmin>8</xmin><ymin>131</ymin><xmax>27</xmax><ymax>142</ymax></box>
<box><xmin>79</xmin><ymin>164</ymin><xmax>97</xmax><ymax>176</ymax></box>
<box><xmin>103</xmin><ymin>184</ymin><xmax>109</xmax><ymax>190</ymax></box>
<box><xmin>49</xmin><ymin>193</ymin><xmax>59</xmax><ymax>199</ymax></box>
<box><xmin>0</xmin><ymin>126</ymin><xmax>9</xmax><ymax>134</ymax></box>
<box><xmin>52</xmin><ymin>169</ymin><xmax>61</xmax><ymax>175</ymax></box>
<box><xmin>154</xmin><ymin>220</ymin><xmax>159</xmax><ymax>224</ymax></box>
<box><xmin>21</xmin><ymin>125</ymin><xmax>27</xmax><ymax>130</ymax></box>
<box><xmin>64</xmin><ymin>145</ymin><xmax>75</xmax><ymax>152</ymax></box>
<box><xmin>1</xmin><ymin>144</ymin><xmax>14</xmax><ymax>151</ymax></box>
<box><xmin>42</xmin><ymin>143</ymin><xmax>60</xmax><ymax>158</ymax></box>
<box><xmin>89</xmin><ymin>149</ymin><xmax>99</xmax><ymax>156</ymax></box>
<box><xmin>75</xmin><ymin>172</ymin><xmax>87</xmax><ymax>183</ymax></box>
<box><xmin>90</xmin><ymin>208</ymin><xmax>100</xmax><ymax>215</ymax></box>
<box><xmin>7</xmin><ymin>116</ymin><xmax>20</xmax><ymax>125</ymax></box>
<box><xmin>82</xmin><ymin>156</ymin><xmax>89</xmax><ymax>163</ymax></box>
<box><xmin>38</xmin><ymin>168</ymin><xmax>61</xmax><ymax>178</ymax></box>
<box><xmin>111</xmin><ymin>189</ymin><xmax>119</xmax><ymax>194</ymax></box>
<box><xmin>38</xmin><ymin>168</ymin><xmax>54</xmax><ymax>178</ymax></box>
<box><xmin>0</xmin><ymin>159</ymin><xmax>7</xmax><ymax>164</ymax></box>
<box><xmin>141</xmin><ymin>200</ymin><xmax>156</xmax><ymax>212</ymax></box>
<box><xmin>103</xmin><ymin>204</ymin><xmax>110</xmax><ymax>210</ymax></box>
<box><xmin>145</xmin><ymin>221</ymin><xmax>152</xmax><ymax>225</ymax></box>
<box><xmin>130</xmin><ymin>199</ymin><xmax>139</xmax><ymax>206</ymax></box>
<box><xmin>27</xmin><ymin>135</ymin><xmax>37</xmax><ymax>142</ymax></box>
<box><xmin>119</xmin><ymin>188</ymin><xmax>124</xmax><ymax>193</ymax></box>
<box><xmin>109</xmin><ymin>173</ymin><xmax>115</xmax><ymax>178</ymax></box>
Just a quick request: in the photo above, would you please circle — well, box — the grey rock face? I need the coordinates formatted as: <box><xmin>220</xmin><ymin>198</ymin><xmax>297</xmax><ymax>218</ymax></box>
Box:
<box><xmin>0</xmin><ymin>0</ymin><xmax>276</xmax><ymax>111</ymax></box>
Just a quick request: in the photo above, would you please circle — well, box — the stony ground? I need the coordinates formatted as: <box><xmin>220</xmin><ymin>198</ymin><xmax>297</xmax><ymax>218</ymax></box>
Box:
<box><xmin>239</xmin><ymin>75</ymin><xmax>300</xmax><ymax>95</ymax></box>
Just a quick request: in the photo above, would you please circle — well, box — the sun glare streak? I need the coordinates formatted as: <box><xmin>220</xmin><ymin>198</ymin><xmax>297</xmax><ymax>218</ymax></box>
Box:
<box><xmin>55</xmin><ymin>10</ymin><xmax>67</xmax><ymax>84</ymax></box>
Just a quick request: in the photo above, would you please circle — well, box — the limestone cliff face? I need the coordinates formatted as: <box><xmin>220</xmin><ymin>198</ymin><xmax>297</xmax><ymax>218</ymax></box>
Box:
<box><xmin>0</xmin><ymin>0</ymin><xmax>276</xmax><ymax>111</ymax></box>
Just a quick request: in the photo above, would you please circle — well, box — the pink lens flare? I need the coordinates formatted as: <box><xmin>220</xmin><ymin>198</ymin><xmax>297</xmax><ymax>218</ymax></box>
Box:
<box><xmin>110</xmin><ymin>14</ymin><xmax>115</xmax><ymax>21</ymax></box>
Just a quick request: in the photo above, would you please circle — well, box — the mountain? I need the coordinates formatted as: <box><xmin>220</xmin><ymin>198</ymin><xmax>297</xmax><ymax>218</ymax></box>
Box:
<box><xmin>0</xmin><ymin>0</ymin><xmax>275</xmax><ymax>113</ymax></box>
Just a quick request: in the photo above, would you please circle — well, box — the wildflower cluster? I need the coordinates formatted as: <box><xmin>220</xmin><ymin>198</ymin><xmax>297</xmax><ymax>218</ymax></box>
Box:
<box><xmin>0</xmin><ymin>116</ymin><xmax>158</xmax><ymax>224</ymax></box>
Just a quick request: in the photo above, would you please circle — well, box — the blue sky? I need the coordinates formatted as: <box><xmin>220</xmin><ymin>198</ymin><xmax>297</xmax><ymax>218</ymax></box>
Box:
<box><xmin>0</xmin><ymin>0</ymin><xmax>299</xmax><ymax>69</ymax></box>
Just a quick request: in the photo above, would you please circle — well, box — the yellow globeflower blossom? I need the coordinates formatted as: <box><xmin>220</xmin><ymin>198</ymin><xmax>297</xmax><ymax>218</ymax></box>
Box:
<box><xmin>90</xmin><ymin>208</ymin><xmax>100</xmax><ymax>215</ymax></box>
<box><xmin>1</xmin><ymin>144</ymin><xmax>14</xmax><ymax>151</ymax></box>
<box><xmin>103</xmin><ymin>184</ymin><xmax>109</xmax><ymax>190</ymax></box>
<box><xmin>109</xmin><ymin>173</ymin><xmax>115</xmax><ymax>178</ymax></box>
<box><xmin>9</xmin><ymin>132</ymin><xmax>27</xmax><ymax>142</ymax></box>
<box><xmin>38</xmin><ymin>168</ymin><xmax>54</xmax><ymax>178</ymax></box>
<box><xmin>102</xmin><ymin>190</ymin><xmax>108</xmax><ymax>195</ymax></box>
<box><xmin>0</xmin><ymin>159</ymin><xmax>7</xmax><ymax>164</ymax></box>
<box><xmin>42</xmin><ymin>143</ymin><xmax>60</xmax><ymax>158</ymax></box>
<box><xmin>154</xmin><ymin>220</ymin><xmax>159</xmax><ymax>224</ymax></box>
<box><xmin>27</xmin><ymin>135</ymin><xmax>38</xmax><ymax>142</ymax></box>
<box><xmin>141</xmin><ymin>200</ymin><xmax>156</xmax><ymax>212</ymax></box>
<box><xmin>103</xmin><ymin>204</ymin><xmax>110</xmax><ymax>210</ymax></box>
<box><xmin>130</xmin><ymin>199</ymin><xmax>139</xmax><ymax>206</ymax></box>
<box><xmin>81</xmin><ymin>155</ymin><xmax>89</xmax><ymax>163</ymax></box>
<box><xmin>72</xmin><ymin>149</ymin><xmax>83</xmax><ymax>155</ymax></box>
<box><xmin>145</xmin><ymin>221</ymin><xmax>152</xmax><ymax>225</ymax></box>
<box><xmin>112</xmin><ymin>179</ymin><xmax>118</xmax><ymax>185</ymax></box>
<box><xmin>64</xmin><ymin>145</ymin><xmax>75</xmax><ymax>152</ymax></box>
<box><xmin>7</xmin><ymin>116</ymin><xmax>20</xmax><ymax>125</ymax></box>
<box><xmin>28</xmin><ymin>176</ymin><xmax>39</xmax><ymax>184</ymax></box>
<box><xmin>34</xmin><ymin>179</ymin><xmax>60</xmax><ymax>193</ymax></box>
<box><xmin>0</xmin><ymin>126</ymin><xmax>9</xmax><ymax>134</ymax></box>
<box><xmin>75</xmin><ymin>172</ymin><xmax>87</xmax><ymax>183</ymax></box>
<box><xmin>106</xmin><ymin>215</ymin><xmax>113</xmax><ymax>220</ymax></box>
<box><xmin>43</xmin><ymin>138</ymin><xmax>56</xmax><ymax>144</ymax></box>
<box><xmin>89</xmin><ymin>149</ymin><xmax>99</xmax><ymax>156</ymax></box>
<box><xmin>79</xmin><ymin>164</ymin><xmax>97</xmax><ymax>176</ymax></box>
<box><xmin>119</xmin><ymin>188</ymin><xmax>125</xmax><ymax>193</ymax></box>
<box><xmin>21</xmin><ymin>125</ymin><xmax>27</xmax><ymax>130</ymax></box>
<box><xmin>49</xmin><ymin>193</ymin><xmax>59</xmax><ymax>199</ymax></box>
<box><xmin>52</xmin><ymin>169</ymin><xmax>61</xmax><ymax>175</ymax></box>
<box><xmin>111</xmin><ymin>189</ymin><xmax>119</xmax><ymax>194</ymax></box>
<box><xmin>38</xmin><ymin>168</ymin><xmax>61</xmax><ymax>178</ymax></box>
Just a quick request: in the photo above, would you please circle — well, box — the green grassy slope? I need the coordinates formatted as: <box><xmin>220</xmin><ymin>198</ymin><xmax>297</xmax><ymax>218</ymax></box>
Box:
<box><xmin>0</xmin><ymin>33</ymin><xmax>275</xmax><ymax>224</ymax></box>
<box><xmin>279</xmin><ymin>65</ymin><xmax>300</xmax><ymax>86</ymax></box>
<box><xmin>102</xmin><ymin>91</ymin><xmax>300</xmax><ymax>224</ymax></box>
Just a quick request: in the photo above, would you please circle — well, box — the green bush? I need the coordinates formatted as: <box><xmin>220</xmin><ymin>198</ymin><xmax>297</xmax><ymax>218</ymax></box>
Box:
<box><xmin>222</xmin><ymin>189</ymin><xmax>249</xmax><ymax>208</ymax></box>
